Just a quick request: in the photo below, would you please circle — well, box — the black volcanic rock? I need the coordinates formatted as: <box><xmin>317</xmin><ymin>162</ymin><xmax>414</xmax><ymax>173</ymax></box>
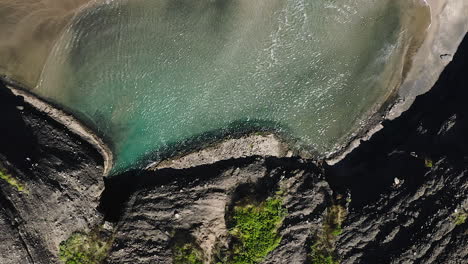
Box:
<box><xmin>0</xmin><ymin>82</ymin><xmax>34</xmax><ymax>167</ymax></box>
<box><xmin>102</xmin><ymin>158</ymin><xmax>331</xmax><ymax>264</ymax></box>
<box><xmin>0</xmin><ymin>83</ymin><xmax>105</xmax><ymax>264</ymax></box>
<box><xmin>329</xmin><ymin>33</ymin><xmax>468</xmax><ymax>263</ymax></box>
<box><xmin>0</xmin><ymin>33</ymin><xmax>467</xmax><ymax>264</ymax></box>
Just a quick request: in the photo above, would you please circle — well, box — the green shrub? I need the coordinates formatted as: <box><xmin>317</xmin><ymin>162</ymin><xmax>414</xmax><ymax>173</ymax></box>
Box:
<box><xmin>309</xmin><ymin>243</ymin><xmax>339</xmax><ymax>264</ymax></box>
<box><xmin>59</xmin><ymin>231</ymin><xmax>111</xmax><ymax>264</ymax></box>
<box><xmin>229</xmin><ymin>197</ymin><xmax>287</xmax><ymax>264</ymax></box>
<box><xmin>173</xmin><ymin>243</ymin><xmax>203</xmax><ymax>264</ymax></box>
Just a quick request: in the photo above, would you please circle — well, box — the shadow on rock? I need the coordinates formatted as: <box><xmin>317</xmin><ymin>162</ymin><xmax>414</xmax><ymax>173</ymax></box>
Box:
<box><xmin>0</xmin><ymin>81</ymin><xmax>36</xmax><ymax>168</ymax></box>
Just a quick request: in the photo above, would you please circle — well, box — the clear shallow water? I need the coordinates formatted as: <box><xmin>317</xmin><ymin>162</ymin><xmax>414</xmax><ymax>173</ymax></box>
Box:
<box><xmin>33</xmin><ymin>0</ymin><xmax>416</xmax><ymax>174</ymax></box>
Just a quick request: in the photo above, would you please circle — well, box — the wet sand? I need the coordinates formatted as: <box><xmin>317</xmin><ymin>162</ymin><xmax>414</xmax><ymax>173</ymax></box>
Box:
<box><xmin>327</xmin><ymin>0</ymin><xmax>468</xmax><ymax>165</ymax></box>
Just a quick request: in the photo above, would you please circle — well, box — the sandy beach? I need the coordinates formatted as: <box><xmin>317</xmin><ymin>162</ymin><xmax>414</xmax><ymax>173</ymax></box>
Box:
<box><xmin>327</xmin><ymin>0</ymin><xmax>468</xmax><ymax>165</ymax></box>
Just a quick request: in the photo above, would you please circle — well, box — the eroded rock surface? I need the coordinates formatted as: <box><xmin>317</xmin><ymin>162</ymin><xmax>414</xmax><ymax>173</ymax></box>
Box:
<box><xmin>0</xmin><ymin>83</ymin><xmax>105</xmax><ymax>264</ymax></box>
<box><xmin>330</xmin><ymin>33</ymin><xmax>468</xmax><ymax>264</ymax></box>
<box><xmin>101</xmin><ymin>157</ymin><xmax>331</xmax><ymax>264</ymax></box>
<box><xmin>151</xmin><ymin>134</ymin><xmax>290</xmax><ymax>170</ymax></box>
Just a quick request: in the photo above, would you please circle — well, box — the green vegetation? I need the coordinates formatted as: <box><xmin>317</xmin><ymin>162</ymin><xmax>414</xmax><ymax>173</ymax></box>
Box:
<box><xmin>58</xmin><ymin>231</ymin><xmax>112</xmax><ymax>264</ymax></box>
<box><xmin>170</xmin><ymin>195</ymin><xmax>286</xmax><ymax>264</ymax></box>
<box><xmin>323</xmin><ymin>205</ymin><xmax>346</xmax><ymax>245</ymax></box>
<box><xmin>228</xmin><ymin>197</ymin><xmax>287</xmax><ymax>264</ymax></box>
<box><xmin>173</xmin><ymin>243</ymin><xmax>203</xmax><ymax>264</ymax></box>
<box><xmin>424</xmin><ymin>158</ymin><xmax>433</xmax><ymax>168</ymax></box>
<box><xmin>0</xmin><ymin>167</ymin><xmax>27</xmax><ymax>193</ymax></box>
<box><xmin>330</xmin><ymin>227</ymin><xmax>342</xmax><ymax>237</ymax></box>
<box><xmin>308</xmin><ymin>204</ymin><xmax>347</xmax><ymax>264</ymax></box>
<box><xmin>253</xmin><ymin>132</ymin><xmax>268</xmax><ymax>136</ymax></box>
<box><xmin>309</xmin><ymin>243</ymin><xmax>339</xmax><ymax>264</ymax></box>
<box><xmin>453</xmin><ymin>212</ymin><xmax>467</xmax><ymax>226</ymax></box>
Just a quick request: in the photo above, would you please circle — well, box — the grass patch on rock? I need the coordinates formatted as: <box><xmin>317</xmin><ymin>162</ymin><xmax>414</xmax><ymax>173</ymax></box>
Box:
<box><xmin>453</xmin><ymin>212</ymin><xmax>467</xmax><ymax>226</ymax></box>
<box><xmin>0</xmin><ymin>166</ymin><xmax>27</xmax><ymax>193</ymax></box>
<box><xmin>309</xmin><ymin>243</ymin><xmax>339</xmax><ymax>264</ymax></box>
<box><xmin>59</xmin><ymin>230</ymin><xmax>112</xmax><ymax>264</ymax></box>
<box><xmin>308</xmin><ymin>204</ymin><xmax>347</xmax><ymax>264</ymax></box>
<box><xmin>173</xmin><ymin>243</ymin><xmax>203</xmax><ymax>264</ymax></box>
<box><xmin>228</xmin><ymin>196</ymin><xmax>287</xmax><ymax>264</ymax></box>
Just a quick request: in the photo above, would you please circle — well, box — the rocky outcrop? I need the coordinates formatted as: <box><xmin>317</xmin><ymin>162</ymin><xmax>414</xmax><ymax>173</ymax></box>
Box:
<box><xmin>150</xmin><ymin>134</ymin><xmax>290</xmax><ymax>170</ymax></box>
<box><xmin>101</xmin><ymin>157</ymin><xmax>331</xmax><ymax>264</ymax></box>
<box><xmin>101</xmin><ymin>32</ymin><xmax>468</xmax><ymax>263</ymax></box>
<box><xmin>0</xmin><ymin>83</ymin><xmax>105</xmax><ymax>264</ymax></box>
<box><xmin>330</xmin><ymin>33</ymin><xmax>468</xmax><ymax>263</ymax></box>
<box><xmin>335</xmin><ymin>161</ymin><xmax>467</xmax><ymax>264</ymax></box>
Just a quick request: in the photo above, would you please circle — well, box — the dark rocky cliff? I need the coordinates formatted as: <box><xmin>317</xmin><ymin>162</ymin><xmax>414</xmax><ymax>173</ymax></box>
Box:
<box><xmin>329</xmin><ymin>32</ymin><xmax>468</xmax><ymax>263</ymax></box>
<box><xmin>0</xmin><ymin>34</ymin><xmax>467</xmax><ymax>264</ymax></box>
<box><xmin>0</xmin><ymin>84</ymin><xmax>105</xmax><ymax>264</ymax></box>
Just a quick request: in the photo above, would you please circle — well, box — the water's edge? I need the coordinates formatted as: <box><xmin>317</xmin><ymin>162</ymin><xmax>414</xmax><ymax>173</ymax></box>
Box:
<box><xmin>2</xmin><ymin>0</ymin><xmax>467</xmax><ymax>173</ymax></box>
<box><xmin>327</xmin><ymin>0</ymin><xmax>468</xmax><ymax>165</ymax></box>
<box><xmin>2</xmin><ymin>80</ymin><xmax>113</xmax><ymax>175</ymax></box>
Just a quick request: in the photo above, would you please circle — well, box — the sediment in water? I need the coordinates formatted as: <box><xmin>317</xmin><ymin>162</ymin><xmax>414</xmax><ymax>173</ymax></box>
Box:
<box><xmin>1</xmin><ymin>0</ymin><xmax>467</xmax><ymax>173</ymax></box>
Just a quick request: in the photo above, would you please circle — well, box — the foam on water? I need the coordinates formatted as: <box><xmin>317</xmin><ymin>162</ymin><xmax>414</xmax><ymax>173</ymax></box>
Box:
<box><xmin>28</xmin><ymin>0</ymin><xmax>429</xmax><ymax>174</ymax></box>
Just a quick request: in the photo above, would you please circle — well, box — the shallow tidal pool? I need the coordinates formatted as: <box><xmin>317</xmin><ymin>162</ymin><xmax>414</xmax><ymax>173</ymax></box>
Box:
<box><xmin>19</xmin><ymin>0</ymin><xmax>430</xmax><ymax>174</ymax></box>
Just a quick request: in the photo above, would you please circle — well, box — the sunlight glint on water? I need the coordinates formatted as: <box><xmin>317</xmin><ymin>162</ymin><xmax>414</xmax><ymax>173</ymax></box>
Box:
<box><xmin>35</xmin><ymin>0</ymin><xmax>413</xmax><ymax>174</ymax></box>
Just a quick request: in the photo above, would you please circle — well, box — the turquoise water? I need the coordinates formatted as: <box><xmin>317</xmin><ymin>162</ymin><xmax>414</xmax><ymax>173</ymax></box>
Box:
<box><xmin>34</xmin><ymin>0</ymin><xmax>412</xmax><ymax>174</ymax></box>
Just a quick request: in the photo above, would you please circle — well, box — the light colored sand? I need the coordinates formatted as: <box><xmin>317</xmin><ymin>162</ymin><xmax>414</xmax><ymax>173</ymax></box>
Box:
<box><xmin>390</xmin><ymin>0</ymin><xmax>468</xmax><ymax>119</ymax></box>
<box><xmin>327</xmin><ymin>0</ymin><xmax>468</xmax><ymax>165</ymax></box>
